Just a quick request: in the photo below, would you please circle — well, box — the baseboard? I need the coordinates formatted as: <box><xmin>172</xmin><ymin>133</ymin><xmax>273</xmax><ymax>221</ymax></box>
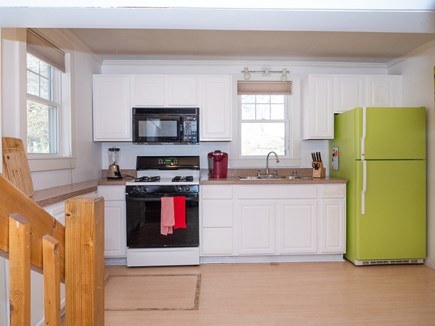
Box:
<box><xmin>201</xmin><ymin>254</ymin><xmax>345</xmax><ymax>264</ymax></box>
<box><xmin>105</xmin><ymin>257</ymin><xmax>127</xmax><ymax>265</ymax></box>
<box><xmin>425</xmin><ymin>257</ymin><xmax>435</xmax><ymax>269</ymax></box>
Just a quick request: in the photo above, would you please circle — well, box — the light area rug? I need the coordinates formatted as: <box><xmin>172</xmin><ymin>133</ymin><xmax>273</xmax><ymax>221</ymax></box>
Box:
<box><xmin>105</xmin><ymin>274</ymin><xmax>201</xmax><ymax>311</ymax></box>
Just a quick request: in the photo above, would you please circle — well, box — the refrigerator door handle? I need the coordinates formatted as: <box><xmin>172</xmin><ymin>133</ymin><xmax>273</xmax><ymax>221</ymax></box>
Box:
<box><xmin>362</xmin><ymin>160</ymin><xmax>367</xmax><ymax>215</ymax></box>
<box><xmin>361</xmin><ymin>106</ymin><xmax>366</xmax><ymax>159</ymax></box>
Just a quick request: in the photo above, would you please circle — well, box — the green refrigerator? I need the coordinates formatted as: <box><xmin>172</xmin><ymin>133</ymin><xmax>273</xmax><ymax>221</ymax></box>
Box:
<box><xmin>329</xmin><ymin>107</ymin><xmax>426</xmax><ymax>265</ymax></box>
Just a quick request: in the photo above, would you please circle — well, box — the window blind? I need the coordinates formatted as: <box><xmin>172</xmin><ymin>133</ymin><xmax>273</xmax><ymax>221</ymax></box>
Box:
<box><xmin>26</xmin><ymin>29</ymin><xmax>65</xmax><ymax>73</ymax></box>
<box><xmin>237</xmin><ymin>81</ymin><xmax>292</xmax><ymax>95</ymax></box>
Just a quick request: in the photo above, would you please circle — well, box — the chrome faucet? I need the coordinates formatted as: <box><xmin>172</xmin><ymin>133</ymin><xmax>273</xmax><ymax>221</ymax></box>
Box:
<box><xmin>265</xmin><ymin>151</ymin><xmax>280</xmax><ymax>175</ymax></box>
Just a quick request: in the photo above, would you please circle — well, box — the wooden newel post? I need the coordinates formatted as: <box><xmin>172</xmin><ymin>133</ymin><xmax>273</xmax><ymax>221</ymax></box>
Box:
<box><xmin>65</xmin><ymin>196</ymin><xmax>105</xmax><ymax>326</ymax></box>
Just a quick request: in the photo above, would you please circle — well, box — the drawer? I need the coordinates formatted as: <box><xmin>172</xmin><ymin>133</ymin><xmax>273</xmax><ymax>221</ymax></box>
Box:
<box><xmin>201</xmin><ymin>228</ymin><xmax>233</xmax><ymax>255</ymax></box>
<box><xmin>235</xmin><ymin>185</ymin><xmax>317</xmax><ymax>199</ymax></box>
<box><xmin>201</xmin><ymin>185</ymin><xmax>233</xmax><ymax>199</ymax></box>
<box><xmin>97</xmin><ymin>185</ymin><xmax>125</xmax><ymax>200</ymax></box>
<box><xmin>318</xmin><ymin>184</ymin><xmax>346</xmax><ymax>198</ymax></box>
<box><xmin>202</xmin><ymin>200</ymin><xmax>233</xmax><ymax>227</ymax></box>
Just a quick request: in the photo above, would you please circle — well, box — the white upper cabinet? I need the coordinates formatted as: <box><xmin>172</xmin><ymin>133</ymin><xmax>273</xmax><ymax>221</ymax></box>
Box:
<box><xmin>365</xmin><ymin>76</ymin><xmax>403</xmax><ymax>107</ymax></box>
<box><xmin>93</xmin><ymin>74</ymin><xmax>232</xmax><ymax>141</ymax></box>
<box><xmin>132</xmin><ymin>75</ymin><xmax>198</xmax><ymax>106</ymax></box>
<box><xmin>333</xmin><ymin>75</ymin><xmax>365</xmax><ymax>113</ymax></box>
<box><xmin>304</xmin><ymin>74</ymin><xmax>403</xmax><ymax>139</ymax></box>
<box><xmin>132</xmin><ymin>75</ymin><xmax>166</xmax><ymax>106</ymax></box>
<box><xmin>93</xmin><ymin>75</ymin><xmax>132</xmax><ymax>141</ymax></box>
<box><xmin>199</xmin><ymin>76</ymin><xmax>233</xmax><ymax>141</ymax></box>
<box><xmin>304</xmin><ymin>75</ymin><xmax>334</xmax><ymax>139</ymax></box>
<box><xmin>167</xmin><ymin>76</ymin><xmax>199</xmax><ymax>106</ymax></box>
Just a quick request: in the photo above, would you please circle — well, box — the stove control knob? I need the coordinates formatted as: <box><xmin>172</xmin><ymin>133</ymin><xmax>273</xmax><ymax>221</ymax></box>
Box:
<box><xmin>184</xmin><ymin>186</ymin><xmax>191</xmax><ymax>192</ymax></box>
<box><xmin>175</xmin><ymin>186</ymin><xmax>183</xmax><ymax>192</ymax></box>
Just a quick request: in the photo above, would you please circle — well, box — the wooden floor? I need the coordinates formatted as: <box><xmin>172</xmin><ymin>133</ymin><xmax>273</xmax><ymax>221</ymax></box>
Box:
<box><xmin>104</xmin><ymin>261</ymin><xmax>435</xmax><ymax>326</ymax></box>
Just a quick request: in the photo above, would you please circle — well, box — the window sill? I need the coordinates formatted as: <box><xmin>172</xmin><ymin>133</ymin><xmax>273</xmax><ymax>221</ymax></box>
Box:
<box><xmin>28</xmin><ymin>156</ymin><xmax>76</xmax><ymax>172</ymax></box>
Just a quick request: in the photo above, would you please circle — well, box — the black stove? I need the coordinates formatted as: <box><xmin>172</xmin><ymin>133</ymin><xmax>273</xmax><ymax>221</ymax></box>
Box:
<box><xmin>172</xmin><ymin>176</ymin><xmax>194</xmax><ymax>182</ymax></box>
<box><xmin>134</xmin><ymin>176</ymin><xmax>161</xmax><ymax>182</ymax></box>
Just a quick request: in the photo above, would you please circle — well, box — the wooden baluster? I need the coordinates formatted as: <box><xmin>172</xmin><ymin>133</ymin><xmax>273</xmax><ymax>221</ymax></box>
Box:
<box><xmin>9</xmin><ymin>213</ymin><xmax>31</xmax><ymax>326</ymax></box>
<box><xmin>43</xmin><ymin>235</ymin><xmax>61</xmax><ymax>326</ymax></box>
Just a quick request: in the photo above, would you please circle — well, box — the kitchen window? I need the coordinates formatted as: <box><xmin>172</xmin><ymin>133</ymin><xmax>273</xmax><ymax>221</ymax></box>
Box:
<box><xmin>26</xmin><ymin>29</ymin><xmax>71</xmax><ymax>162</ymax></box>
<box><xmin>231</xmin><ymin>78</ymin><xmax>301</xmax><ymax>168</ymax></box>
<box><xmin>240</xmin><ymin>94</ymin><xmax>287</xmax><ymax>156</ymax></box>
<box><xmin>231</xmin><ymin>80</ymin><xmax>301</xmax><ymax>167</ymax></box>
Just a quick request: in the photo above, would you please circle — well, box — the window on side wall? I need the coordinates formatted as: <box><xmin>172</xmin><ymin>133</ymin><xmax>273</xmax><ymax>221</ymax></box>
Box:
<box><xmin>234</xmin><ymin>80</ymin><xmax>300</xmax><ymax>167</ymax></box>
<box><xmin>26</xmin><ymin>29</ymin><xmax>70</xmax><ymax>160</ymax></box>
<box><xmin>26</xmin><ymin>53</ymin><xmax>61</xmax><ymax>154</ymax></box>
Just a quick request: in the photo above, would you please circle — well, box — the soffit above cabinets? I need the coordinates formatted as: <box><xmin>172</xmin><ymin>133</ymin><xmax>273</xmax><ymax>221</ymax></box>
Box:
<box><xmin>2</xmin><ymin>4</ymin><xmax>435</xmax><ymax>63</ymax></box>
<box><xmin>68</xmin><ymin>29</ymin><xmax>435</xmax><ymax>63</ymax></box>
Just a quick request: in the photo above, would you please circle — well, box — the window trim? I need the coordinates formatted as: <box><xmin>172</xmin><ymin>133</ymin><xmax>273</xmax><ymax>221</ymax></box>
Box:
<box><xmin>23</xmin><ymin>49</ymin><xmax>73</xmax><ymax>172</ymax></box>
<box><xmin>239</xmin><ymin>95</ymin><xmax>289</xmax><ymax>158</ymax></box>
<box><xmin>230</xmin><ymin>78</ymin><xmax>301</xmax><ymax>168</ymax></box>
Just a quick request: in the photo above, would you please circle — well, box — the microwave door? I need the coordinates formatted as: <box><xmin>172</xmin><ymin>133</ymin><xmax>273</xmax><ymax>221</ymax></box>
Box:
<box><xmin>137</xmin><ymin>117</ymin><xmax>181</xmax><ymax>143</ymax></box>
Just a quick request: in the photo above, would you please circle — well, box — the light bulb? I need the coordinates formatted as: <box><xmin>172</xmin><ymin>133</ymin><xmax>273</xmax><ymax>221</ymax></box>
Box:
<box><xmin>281</xmin><ymin>68</ymin><xmax>288</xmax><ymax>82</ymax></box>
<box><xmin>243</xmin><ymin>67</ymin><xmax>250</xmax><ymax>80</ymax></box>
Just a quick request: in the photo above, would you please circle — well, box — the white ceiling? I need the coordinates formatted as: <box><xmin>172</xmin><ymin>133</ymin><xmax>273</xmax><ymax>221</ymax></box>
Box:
<box><xmin>2</xmin><ymin>3</ymin><xmax>435</xmax><ymax>63</ymax></box>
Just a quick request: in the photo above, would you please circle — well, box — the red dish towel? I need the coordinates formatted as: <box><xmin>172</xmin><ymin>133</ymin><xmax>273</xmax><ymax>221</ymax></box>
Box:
<box><xmin>174</xmin><ymin>196</ymin><xmax>186</xmax><ymax>229</ymax></box>
<box><xmin>161</xmin><ymin>197</ymin><xmax>174</xmax><ymax>235</ymax></box>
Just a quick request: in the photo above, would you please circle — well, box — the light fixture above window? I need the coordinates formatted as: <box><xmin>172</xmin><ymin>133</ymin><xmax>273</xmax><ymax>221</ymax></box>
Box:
<box><xmin>241</xmin><ymin>67</ymin><xmax>290</xmax><ymax>82</ymax></box>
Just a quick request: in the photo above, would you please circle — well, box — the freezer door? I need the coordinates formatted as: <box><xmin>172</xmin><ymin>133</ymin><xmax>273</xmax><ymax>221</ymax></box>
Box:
<box><xmin>355</xmin><ymin>160</ymin><xmax>426</xmax><ymax>260</ymax></box>
<box><xmin>356</xmin><ymin>107</ymin><xmax>426</xmax><ymax>160</ymax></box>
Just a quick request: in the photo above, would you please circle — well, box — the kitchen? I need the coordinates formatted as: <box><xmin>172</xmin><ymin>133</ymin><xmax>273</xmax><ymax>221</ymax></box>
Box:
<box><xmin>1</xmin><ymin>2</ymin><xmax>435</xmax><ymax>325</ymax></box>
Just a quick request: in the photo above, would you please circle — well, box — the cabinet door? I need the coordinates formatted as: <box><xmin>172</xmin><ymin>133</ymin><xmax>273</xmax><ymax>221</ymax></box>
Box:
<box><xmin>318</xmin><ymin>199</ymin><xmax>346</xmax><ymax>254</ymax></box>
<box><xmin>167</xmin><ymin>76</ymin><xmax>198</xmax><ymax>106</ymax></box>
<box><xmin>93</xmin><ymin>75</ymin><xmax>132</xmax><ymax>141</ymax></box>
<box><xmin>236</xmin><ymin>200</ymin><xmax>275</xmax><ymax>255</ymax></box>
<box><xmin>104</xmin><ymin>200</ymin><xmax>127</xmax><ymax>258</ymax></box>
<box><xmin>132</xmin><ymin>75</ymin><xmax>166</xmax><ymax>106</ymax></box>
<box><xmin>199</xmin><ymin>76</ymin><xmax>232</xmax><ymax>141</ymax></box>
<box><xmin>277</xmin><ymin>199</ymin><xmax>317</xmax><ymax>254</ymax></box>
<box><xmin>304</xmin><ymin>75</ymin><xmax>334</xmax><ymax>139</ymax></box>
<box><xmin>333</xmin><ymin>75</ymin><xmax>365</xmax><ymax>113</ymax></box>
<box><xmin>365</xmin><ymin>76</ymin><xmax>403</xmax><ymax>107</ymax></box>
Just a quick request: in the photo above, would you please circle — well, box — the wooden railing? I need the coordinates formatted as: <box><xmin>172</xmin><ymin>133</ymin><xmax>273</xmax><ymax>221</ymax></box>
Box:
<box><xmin>0</xmin><ymin>175</ymin><xmax>105</xmax><ymax>325</ymax></box>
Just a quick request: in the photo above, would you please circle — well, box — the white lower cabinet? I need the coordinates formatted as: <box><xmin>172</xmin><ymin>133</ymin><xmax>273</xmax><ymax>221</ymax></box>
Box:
<box><xmin>237</xmin><ymin>200</ymin><xmax>275</xmax><ymax>254</ymax></box>
<box><xmin>318</xmin><ymin>199</ymin><xmax>346</xmax><ymax>253</ymax></box>
<box><xmin>98</xmin><ymin>185</ymin><xmax>127</xmax><ymax>258</ymax></box>
<box><xmin>200</xmin><ymin>184</ymin><xmax>346</xmax><ymax>260</ymax></box>
<box><xmin>200</xmin><ymin>185</ymin><xmax>234</xmax><ymax>256</ymax></box>
<box><xmin>278</xmin><ymin>199</ymin><xmax>317</xmax><ymax>254</ymax></box>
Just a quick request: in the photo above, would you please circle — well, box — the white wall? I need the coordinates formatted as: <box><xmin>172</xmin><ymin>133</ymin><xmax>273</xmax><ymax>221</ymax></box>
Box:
<box><xmin>100</xmin><ymin>60</ymin><xmax>387</xmax><ymax>172</ymax></box>
<box><xmin>388</xmin><ymin>42</ymin><xmax>435</xmax><ymax>268</ymax></box>
<box><xmin>1</xmin><ymin>29</ymin><xmax>102</xmax><ymax>190</ymax></box>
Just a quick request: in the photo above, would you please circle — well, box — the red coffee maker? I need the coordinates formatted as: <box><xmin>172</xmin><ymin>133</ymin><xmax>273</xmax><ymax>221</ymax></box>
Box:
<box><xmin>207</xmin><ymin>150</ymin><xmax>228</xmax><ymax>179</ymax></box>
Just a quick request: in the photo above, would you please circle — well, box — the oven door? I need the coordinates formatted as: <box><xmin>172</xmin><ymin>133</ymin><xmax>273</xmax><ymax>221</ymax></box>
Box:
<box><xmin>133</xmin><ymin>115</ymin><xmax>182</xmax><ymax>143</ymax></box>
<box><xmin>126</xmin><ymin>193</ymin><xmax>199</xmax><ymax>248</ymax></box>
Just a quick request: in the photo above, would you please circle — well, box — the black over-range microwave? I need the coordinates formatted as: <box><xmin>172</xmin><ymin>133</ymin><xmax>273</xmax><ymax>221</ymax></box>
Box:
<box><xmin>132</xmin><ymin>107</ymin><xmax>199</xmax><ymax>144</ymax></box>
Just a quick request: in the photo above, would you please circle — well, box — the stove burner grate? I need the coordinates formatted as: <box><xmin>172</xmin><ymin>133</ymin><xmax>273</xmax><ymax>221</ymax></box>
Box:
<box><xmin>172</xmin><ymin>176</ymin><xmax>194</xmax><ymax>182</ymax></box>
<box><xmin>134</xmin><ymin>176</ymin><xmax>161</xmax><ymax>182</ymax></box>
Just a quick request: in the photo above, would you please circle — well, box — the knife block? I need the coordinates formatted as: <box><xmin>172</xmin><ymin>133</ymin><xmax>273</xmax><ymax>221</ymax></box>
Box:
<box><xmin>312</xmin><ymin>161</ymin><xmax>325</xmax><ymax>178</ymax></box>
